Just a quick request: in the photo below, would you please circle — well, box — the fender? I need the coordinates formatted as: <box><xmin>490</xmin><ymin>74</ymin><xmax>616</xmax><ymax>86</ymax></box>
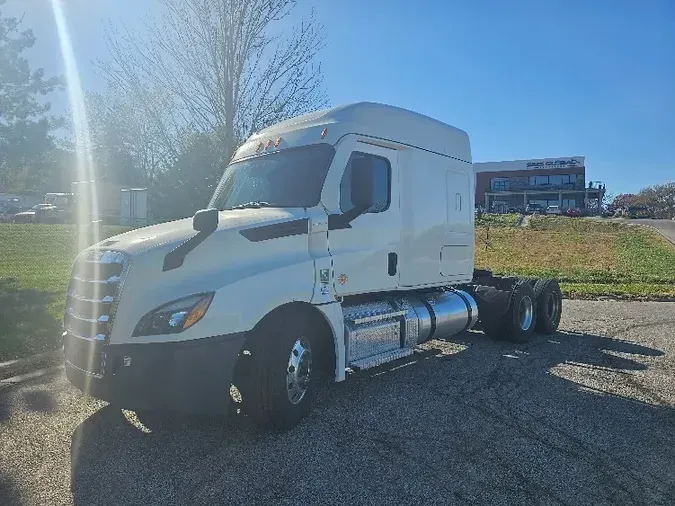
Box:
<box><xmin>204</xmin><ymin>258</ymin><xmax>317</xmax><ymax>336</ymax></box>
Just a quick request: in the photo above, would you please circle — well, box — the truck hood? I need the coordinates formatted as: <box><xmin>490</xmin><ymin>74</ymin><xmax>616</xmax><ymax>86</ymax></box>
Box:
<box><xmin>94</xmin><ymin>206</ymin><xmax>317</xmax><ymax>344</ymax></box>
<box><xmin>97</xmin><ymin>207</ymin><xmax>307</xmax><ymax>256</ymax></box>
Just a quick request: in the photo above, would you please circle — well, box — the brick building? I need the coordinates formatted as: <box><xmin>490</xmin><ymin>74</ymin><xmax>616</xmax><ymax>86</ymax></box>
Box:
<box><xmin>474</xmin><ymin>156</ymin><xmax>605</xmax><ymax>213</ymax></box>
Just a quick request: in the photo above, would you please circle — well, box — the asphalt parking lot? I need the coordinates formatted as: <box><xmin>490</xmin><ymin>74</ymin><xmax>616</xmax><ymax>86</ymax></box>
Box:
<box><xmin>2</xmin><ymin>300</ymin><xmax>675</xmax><ymax>506</ymax></box>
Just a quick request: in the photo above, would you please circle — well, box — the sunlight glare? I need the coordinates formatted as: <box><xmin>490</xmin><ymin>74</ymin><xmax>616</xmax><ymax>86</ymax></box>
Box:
<box><xmin>50</xmin><ymin>7</ymin><xmax>101</xmax><ymax>471</ymax></box>
<box><xmin>49</xmin><ymin>0</ymin><xmax>100</xmax><ymax>250</ymax></box>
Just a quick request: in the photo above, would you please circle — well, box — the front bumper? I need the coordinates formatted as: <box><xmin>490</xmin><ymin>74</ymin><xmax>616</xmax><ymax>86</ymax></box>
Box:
<box><xmin>64</xmin><ymin>332</ymin><xmax>247</xmax><ymax>415</ymax></box>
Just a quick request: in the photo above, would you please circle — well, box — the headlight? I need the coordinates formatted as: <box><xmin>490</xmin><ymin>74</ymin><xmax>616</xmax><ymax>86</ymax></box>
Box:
<box><xmin>132</xmin><ymin>293</ymin><xmax>214</xmax><ymax>337</ymax></box>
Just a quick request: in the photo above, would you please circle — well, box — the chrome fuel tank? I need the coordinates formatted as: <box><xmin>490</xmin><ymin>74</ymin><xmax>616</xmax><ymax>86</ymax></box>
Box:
<box><xmin>341</xmin><ymin>289</ymin><xmax>478</xmax><ymax>369</ymax></box>
<box><xmin>421</xmin><ymin>289</ymin><xmax>478</xmax><ymax>341</ymax></box>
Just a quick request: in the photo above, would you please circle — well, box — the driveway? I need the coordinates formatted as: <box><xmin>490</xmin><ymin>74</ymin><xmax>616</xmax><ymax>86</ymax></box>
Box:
<box><xmin>1</xmin><ymin>300</ymin><xmax>675</xmax><ymax>505</ymax></box>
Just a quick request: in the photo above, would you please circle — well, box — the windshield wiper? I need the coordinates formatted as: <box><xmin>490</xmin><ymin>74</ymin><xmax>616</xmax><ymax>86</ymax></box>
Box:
<box><xmin>226</xmin><ymin>201</ymin><xmax>272</xmax><ymax>210</ymax></box>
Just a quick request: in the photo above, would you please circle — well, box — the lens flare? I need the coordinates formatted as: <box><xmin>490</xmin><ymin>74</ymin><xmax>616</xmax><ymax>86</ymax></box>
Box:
<box><xmin>49</xmin><ymin>0</ymin><xmax>99</xmax><ymax>250</ymax></box>
<box><xmin>49</xmin><ymin>1</ymin><xmax>100</xmax><ymax>444</ymax></box>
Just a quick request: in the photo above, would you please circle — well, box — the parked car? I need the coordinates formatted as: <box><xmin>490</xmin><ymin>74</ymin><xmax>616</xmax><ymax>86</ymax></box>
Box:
<box><xmin>627</xmin><ymin>206</ymin><xmax>652</xmax><ymax>219</ymax></box>
<box><xmin>11</xmin><ymin>203</ymin><xmax>57</xmax><ymax>223</ymax></box>
<box><xmin>0</xmin><ymin>203</ymin><xmax>22</xmax><ymax>222</ymax></box>
<box><xmin>525</xmin><ymin>203</ymin><xmax>544</xmax><ymax>214</ymax></box>
<box><xmin>546</xmin><ymin>205</ymin><xmax>562</xmax><ymax>215</ymax></box>
<box><xmin>566</xmin><ymin>208</ymin><xmax>582</xmax><ymax>217</ymax></box>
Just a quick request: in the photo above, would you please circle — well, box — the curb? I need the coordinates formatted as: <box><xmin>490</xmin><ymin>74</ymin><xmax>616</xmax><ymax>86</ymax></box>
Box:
<box><xmin>0</xmin><ymin>349</ymin><xmax>63</xmax><ymax>381</ymax></box>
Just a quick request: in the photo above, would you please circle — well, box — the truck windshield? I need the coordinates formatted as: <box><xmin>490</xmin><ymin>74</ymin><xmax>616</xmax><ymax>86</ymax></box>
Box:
<box><xmin>209</xmin><ymin>144</ymin><xmax>335</xmax><ymax>210</ymax></box>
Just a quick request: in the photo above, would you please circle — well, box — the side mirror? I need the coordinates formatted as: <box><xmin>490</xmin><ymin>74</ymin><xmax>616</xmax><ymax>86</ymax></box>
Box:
<box><xmin>193</xmin><ymin>208</ymin><xmax>219</xmax><ymax>233</ymax></box>
<box><xmin>350</xmin><ymin>157</ymin><xmax>376</xmax><ymax>210</ymax></box>
<box><xmin>328</xmin><ymin>155</ymin><xmax>381</xmax><ymax>231</ymax></box>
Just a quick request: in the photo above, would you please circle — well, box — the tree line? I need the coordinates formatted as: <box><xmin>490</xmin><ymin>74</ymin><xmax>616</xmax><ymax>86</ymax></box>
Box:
<box><xmin>0</xmin><ymin>0</ymin><xmax>326</xmax><ymax>221</ymax></box>
<box><xmin>610</xmin><ymin>183</ymin><xmax>675</xmax><ymax>219</ymax></box>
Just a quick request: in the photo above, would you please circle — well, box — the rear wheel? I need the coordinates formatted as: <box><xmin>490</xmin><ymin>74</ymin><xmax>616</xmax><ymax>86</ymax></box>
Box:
<box><xmin>246</xmin><ymin>312</ymin><xmax>317</xmax><ymax>430</ymax></box>
<box><xmin>483</xmin><ymin>280</ymin><xmax>537</xmax><ymax>343</ymax></box>
<box><xmin>533</xmin><ymin>279</ymin><xmax>563</xmax><ymax>334</ymax></box>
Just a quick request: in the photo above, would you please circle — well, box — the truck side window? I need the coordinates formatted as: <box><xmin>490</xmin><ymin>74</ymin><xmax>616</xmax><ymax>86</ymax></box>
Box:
<box><xmin>339</xmin><ymin>152</ymin><xmax>391</xmax><ymax>213</ymax></box>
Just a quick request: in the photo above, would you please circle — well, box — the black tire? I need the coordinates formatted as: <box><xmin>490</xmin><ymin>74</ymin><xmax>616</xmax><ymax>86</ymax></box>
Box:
<box><xmin>533</xmin><ymin>279</ymin><xmax>563</xmax><ymax>334</ymax></box>
<box><xmin>246</xmin><ymin>312</ymin><xmax>317</xmax><ymax>430</ymax></box>
<box><xmin>483</xmin><ymin>280</ymin><xmax>537</xmax><ymax>343</ymax></box>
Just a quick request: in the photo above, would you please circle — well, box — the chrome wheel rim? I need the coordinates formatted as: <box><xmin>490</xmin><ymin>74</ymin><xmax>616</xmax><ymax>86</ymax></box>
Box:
<box><xmin>519</xmin><ymin>296</ymin><xmax>534</xmax><ymax>331</ymax></box>
<box><xmin>287</xmin><ymin>337</ymin><xmax>312</xmax><ymax>405</ymax></box>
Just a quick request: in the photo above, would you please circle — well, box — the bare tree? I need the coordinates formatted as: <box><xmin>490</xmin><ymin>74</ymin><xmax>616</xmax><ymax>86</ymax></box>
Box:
<box><xmin>83</xmin><ymin>87</ymin><xmax>178</xmax><ymax>184</ymax></box>
<box><xmin>97</xmin><ymin>0</ymin><xmax>328</xmax><ymax>162</ymax></box>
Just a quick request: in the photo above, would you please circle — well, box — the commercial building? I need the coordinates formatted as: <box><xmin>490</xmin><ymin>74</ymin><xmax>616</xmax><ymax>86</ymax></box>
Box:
<box><xmin>474</xmin><ymin>156</ymin><xmax>605</xmax><ymax>213</ymax></box>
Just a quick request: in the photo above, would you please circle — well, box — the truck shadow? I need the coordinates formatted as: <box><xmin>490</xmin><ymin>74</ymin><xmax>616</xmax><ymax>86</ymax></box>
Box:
<box><xmin>69</xmin><ymin>330</ymin><xmax>675</xmax><ymax>505</ymax></box>
<box><xmin>0</xmin><ymin>472</ymin><xmax>24</xmax><ymax>506</ymax></box>
<box><xmin>0</xmin><ymin>278</ymin><xmax>62</xmax><ymax>361</ymax></box>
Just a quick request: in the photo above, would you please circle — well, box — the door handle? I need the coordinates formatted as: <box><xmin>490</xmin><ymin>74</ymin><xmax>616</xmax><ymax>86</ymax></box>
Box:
<box><xmin>388</xmin><ymin>252</ymin><xmax>398</xmax><ymax>276</ymax></box>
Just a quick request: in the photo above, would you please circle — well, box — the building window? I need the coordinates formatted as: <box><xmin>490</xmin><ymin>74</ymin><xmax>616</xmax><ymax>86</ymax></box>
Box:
<box><xmin>551</xmin><ymin>175</ymin><xmax>573</xmax><ymax>185</ymax></box>
<box><xmin>491</xmin><ymin>200</ymin><xmax>510</xmax><ymax>213</ymax></box>
<box><xmin>562</xmin><ymin>199</ymin><xmax>576</xmax><ymax>208</ymax></box>
<box><xmin>529</xmin><ymin>175</ymin><xmax>548</xmax><ymax>186</ymax></box>
<box><xmin>490</xmin><ymin>177</ymin><xmax>510</xmax><ymax>191</ymax></box>
<box><xmin>529</xmin><ymin>174</ymin><xmax>573</xmax><ymax>186</ymax></box>
<box><xmin>529</xmin><ymin>199</ymin><xmax>562</xmax><ymax>208</ymax></box>
<box><xmin>340</xmin><ymin>152</ymin><xmax>391</xmax><ymax>213</ymax></box>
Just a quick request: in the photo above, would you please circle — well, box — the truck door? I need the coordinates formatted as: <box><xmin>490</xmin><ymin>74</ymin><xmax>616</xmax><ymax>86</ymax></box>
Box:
<box><xmin>328</xmin><ymin>142</ymin><xmax>400</xmax><ymax>296</ymax></box>
<box><xmin>440</xmin><ymin>168</ymin><xmax>473</xmax><ymax>280</ymax></box>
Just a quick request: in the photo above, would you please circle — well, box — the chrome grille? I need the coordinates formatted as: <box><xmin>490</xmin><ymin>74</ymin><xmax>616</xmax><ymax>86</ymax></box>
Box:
<box><xmin>64</xmin><ymin>250</ymin><xmax>129</xmax><ymax>343</ymax></box>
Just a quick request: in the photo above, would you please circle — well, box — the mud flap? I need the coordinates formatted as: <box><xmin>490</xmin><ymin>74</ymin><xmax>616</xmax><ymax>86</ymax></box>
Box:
<box><xmin>467</xmin><ymin>277</ymin><xmax>519</xmax><ymax>330</ymax></box>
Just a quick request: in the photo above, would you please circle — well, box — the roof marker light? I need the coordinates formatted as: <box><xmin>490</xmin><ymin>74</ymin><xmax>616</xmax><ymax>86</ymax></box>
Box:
<box><xmin>256</xmin><ymin>142</ymin><xmax>264</xmax><ymax>152</ymax></box>
<box><xmin>321</xmin><ymin>128</ymin><xmax>328</xmax><ymax>139</ymax></box>
<box><xmin>275</xmin><ymin>137</ymin><xmax>283</xmax><ymax>147</ymax></box>
<box><xmin>265</xmin><ymin>139</ymin><xmax>273</xmax><ymax>150</ymax></box>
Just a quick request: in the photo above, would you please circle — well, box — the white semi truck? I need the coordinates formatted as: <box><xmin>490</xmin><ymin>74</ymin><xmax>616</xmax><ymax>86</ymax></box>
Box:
<box><xmin>63</xmin><ymin>103</ymin><xmax>563</xmax><ymax>429</ymax></box>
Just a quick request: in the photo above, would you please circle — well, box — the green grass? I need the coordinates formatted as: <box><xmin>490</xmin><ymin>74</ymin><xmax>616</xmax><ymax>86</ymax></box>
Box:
<box><xmin>1</xmin><ymin>216</ymin><xmax>674</xmax><ymax>361</ymax></box>
<box><xmin>476</xmin><ymin>215</ymin><xmax>675</xmax><ymax>298</ymax></box>
<box><xmin>0</xmin><ymin>224</ymin><xmax>129</xmax><ymax>361</ymax></box>
<box><xmin>476</xmin><ymin>213</ymin><xmax>521</xmax><ymax>227</ymax></box>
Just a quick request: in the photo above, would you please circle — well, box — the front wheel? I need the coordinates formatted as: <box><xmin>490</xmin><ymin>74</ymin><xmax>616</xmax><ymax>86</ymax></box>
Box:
<box><xmin>246</xmin><ymin>313</ymin><xmax>317</xmax><ymax>430</ymax></box>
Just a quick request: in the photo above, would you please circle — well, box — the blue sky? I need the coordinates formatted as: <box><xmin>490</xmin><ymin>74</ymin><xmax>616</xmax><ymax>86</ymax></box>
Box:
<box><xmin>6</xmin><ymin>0</ymin><xmax>675</xmax><ymax>195</ymax></box>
